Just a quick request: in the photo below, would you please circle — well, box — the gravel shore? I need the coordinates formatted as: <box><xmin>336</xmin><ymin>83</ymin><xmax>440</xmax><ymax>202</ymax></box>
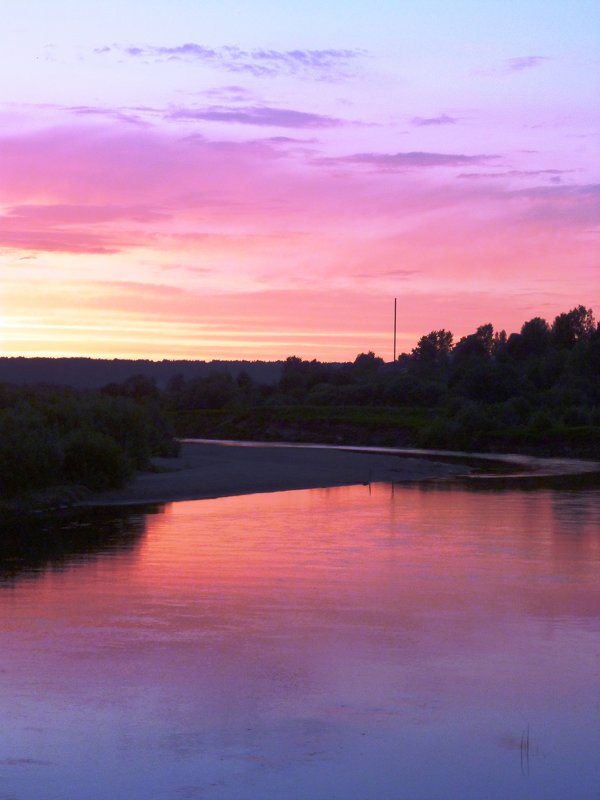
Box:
<box><xmin>81</xmin><ymin>440</ymin><xmax>468</xmax><ymax>507</ymax></box>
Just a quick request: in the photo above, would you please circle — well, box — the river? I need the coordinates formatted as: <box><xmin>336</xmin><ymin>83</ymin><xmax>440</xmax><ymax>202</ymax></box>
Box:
<box><xmin>1</xmin><ymin>471</ymin><xmax>599</xmax><ymax>799</ymax></box>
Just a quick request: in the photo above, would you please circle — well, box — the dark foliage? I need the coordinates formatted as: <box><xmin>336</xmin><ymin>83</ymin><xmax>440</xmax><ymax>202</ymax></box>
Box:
<box><xmin>2</xmin><ymin>306</ymin><xmax>598</xmax><ymax>488</ymax></box>
<box><xmin>164</xmin><ymin>305</ymin><xmax>599</xmax><ymax>457</ymax></box>
<box><xmin>0</xmin><ymin>387</ymin><xmax>179</xmax><ymax>501</ymax></box>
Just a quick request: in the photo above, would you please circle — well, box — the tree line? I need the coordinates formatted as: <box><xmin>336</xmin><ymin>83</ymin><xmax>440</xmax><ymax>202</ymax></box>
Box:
<box><xmin>155</xmin><ymin>305</ymin><xmax>599</xmax><ymax>454</ymax></box>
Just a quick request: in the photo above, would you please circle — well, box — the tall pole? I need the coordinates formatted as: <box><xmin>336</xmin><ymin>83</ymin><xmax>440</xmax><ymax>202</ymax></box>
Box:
<box><xmin>393</xmin><ymin>297</ymin><xmax>397</xmax><ymax>362</ymax></box>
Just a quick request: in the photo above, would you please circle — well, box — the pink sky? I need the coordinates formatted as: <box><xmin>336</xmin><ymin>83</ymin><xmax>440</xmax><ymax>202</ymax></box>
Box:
<box><xmin>1</xmin><ymin>0</ymin><xmax>598</xmax><ymax>360</ymax></box>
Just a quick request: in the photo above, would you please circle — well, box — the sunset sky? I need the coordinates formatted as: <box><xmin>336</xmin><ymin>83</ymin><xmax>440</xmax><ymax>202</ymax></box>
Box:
<box><xmin>1</xmin><ymin>0</ymin><xmax>598</xmax><ymax>361</ymax></box>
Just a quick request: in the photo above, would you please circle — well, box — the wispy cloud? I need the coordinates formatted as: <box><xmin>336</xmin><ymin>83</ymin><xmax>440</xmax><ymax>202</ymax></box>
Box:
<box><xmin>0</xmin><ymin>222</ymin><xmax>121</xmax><ymax>254</ymax></box>
<box><xmin>323</xmin><ymin>151</ymin><xmax>498</xmax><ymax>170</ymax></box>
<box><xmin>201</xmin><ymin>85</ymin><xmax>256</xmax><ymax>102</ymax></box>
<box><xmin>97</xmin><ymin>44</ymin><xmax>365</xmax><ymax>80</ymax></box>
<box><xmin>353</xmin><ymin>268</ymin><xmax>421</xmax><ymax>279</ymax></box>
<box><xmin>168</xmin><ymin>105</ymin><xmax>346</xmax><ymax>129</ymax></box>
<box><xmin>0</xmin><ymin>121</ymin><xmax>595</xmax><ymax>321</ymax></box>
<box><xmin>57</xmin><ymin>99</ymin><xmax>343</xmax><ymax>130</ymax></box>
<box><xmin>411</xmin><ymin>114</ymin><xmax>457</xmax><ymax>126</ymax></box>
<box><xmin>67</xmin><ymin>105</ymin><xmax>152</xmax><ymax>126</ymax></box>
<box><xmin>457</xmin><ymin>169</ymin><xmax>570</xmax><ymax>180</ymax></box>
<box><xmin>511</xmin><ymin>184</ymin><xmax>600</xmax><ymax>198</ymax></box>
<box><xmin>509</xmin><ymin>183</ymin><xmax>600</xmax><ymax>226</ymax></box>
<box><xmin>505</xmin><ymin>56</ymin><xmax>550</xmax><ymax>72</ymax></box>
<box><xmin>479</xmin><ymin>56</ymin><xmax>552</xmax><ymax>77</ymax></box>
<box><xmin>6</xmin><ymin>203</ymin><xmax>168</xmax><ymax>224</ymax></box>
<box><xmin>0</xmin><ymin>200</ymin><xmax>167</xmax><ymax>254</ymax></box>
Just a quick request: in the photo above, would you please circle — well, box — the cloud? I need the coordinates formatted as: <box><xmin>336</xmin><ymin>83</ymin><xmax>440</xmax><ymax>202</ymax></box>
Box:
<box><xmin>261</xmin><ymin>135</ymin><xmax>316</xmax><ymax>144</ymax></box>
<box><xmin>457</xmin><ymin>169</ymin><xmax>571</xmax><ymax>180</ymax></box>
<box><xmin>477</xmin><ymin>56</ymin><xmax>551</xmax><ymax>78</ymax></box>
<box><xmin>353</xmin><ymin>268</ymin><xmax>421</xmax><ymax>280</ymax></box>
<box><xmin>57</xmin><ymin>99</ymin><xmax>344</xmax><ymax>131</ymax></box>
<box><xmin>0</xmin><ymin>124</ymin><xmax>316</xmax><ymax>254</ymax></box>
<box><xmin>101</xmin><ymin>43</ymin><xmax>364</xmax><ymax>80</ymax></box>
<box><xmin>508</xmin><ymin>183</ymin><xmax>600</xmax><ymax>226</ymax></box>
<box><xmin>0</xmin><ymin>124</ymin><xmax>284</xmax><ymax>203</ymax></box>
<box><xmin>67</xmin><ymin>105</ymin><xmax>151</xmax><ymax>127</ymax></box>
<box><xmin>0</xmin><ymin>119</ymin><xmax>595</xmax><ymax>325</ymax></box>
<box><xmin>1</xmin><ymin>201</ymin><xmax>153</xmax><ymax>254</ymax></box>
<box><xmin>411</xmin><ymin>114</ymin><xmax>457</xmax><ymax>127</ymax></box>
<box><xmin>6</xmin><ymin>203</ymin><xmax>168</xmax><ymax>224</ymax></box>
<box><xmin>0</xmin><ymin>223</ymin><xmax>121</xmax><ymax>254</ymax></box>
<box><xmin>511</xmin><ymin>183</ymin><xmax>599</xmax><ymax>199</ymax></box>
<box><xmin>324</xmin><ymin>151</ymin><xmax>498</xmax><ymax>170</ymax></box>
<box><xmin>201</xmin><ymin>85</ymin><xmax>256</xmax><ymax>102</ymax></box>
<box><xmin>505</xmin><ymin>56</ymin><xmax>550</xmax><ymax>72</ymax></box>
<box><xmin>168</xmin><ymin>105</ymin><xmax>346</xmax><ymax>129</ymax></box>
<box><xmin>158</xmin><ymin>263</ymin><xmax>213</xmax><ymax>275</ymax></box>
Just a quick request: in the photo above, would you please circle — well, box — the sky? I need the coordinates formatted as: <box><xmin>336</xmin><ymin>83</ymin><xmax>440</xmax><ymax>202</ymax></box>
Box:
<box><xmin>1</xmin><ymin>0</ymin><xmax>598</xmax><ymax>361</ymax></box>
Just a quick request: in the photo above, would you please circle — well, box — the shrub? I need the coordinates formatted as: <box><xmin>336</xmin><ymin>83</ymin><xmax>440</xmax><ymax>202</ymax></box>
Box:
<box><xmin>62</xmin><ymin>429</ymin><xmax>133</xmax><ymax>491</ymax></box>
<box><xmin>527</xmin><ymin>409</ymin><xmax>554</xmax><ymax>435</ymax></box>
<box><xmin>0</xmin><ymin>410</ymin><xmax>63</xmax><ymax>497</ymax></box>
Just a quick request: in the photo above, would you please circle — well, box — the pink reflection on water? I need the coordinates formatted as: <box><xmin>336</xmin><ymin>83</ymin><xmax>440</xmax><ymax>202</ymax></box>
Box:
<box><xmin>0</xmin><ymin>483</ymin><xmax>599</xmax><ymax>800</ymax></box>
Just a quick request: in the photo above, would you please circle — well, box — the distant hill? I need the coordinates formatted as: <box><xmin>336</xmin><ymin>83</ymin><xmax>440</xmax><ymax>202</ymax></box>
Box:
<box><xmin>0</xmin><ymin>357</ymin><xmax>285</xmax><ymax>389</ymax></box>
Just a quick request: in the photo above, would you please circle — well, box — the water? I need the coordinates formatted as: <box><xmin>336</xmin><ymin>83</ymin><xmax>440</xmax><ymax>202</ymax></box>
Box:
<box><xmin>1</xmin><ymin>481</ymin><xmax>599</xmax><ymax>799</ymax></box>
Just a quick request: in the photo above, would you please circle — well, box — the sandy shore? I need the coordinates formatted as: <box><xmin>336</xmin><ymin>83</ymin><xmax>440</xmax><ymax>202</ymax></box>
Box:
<box><xmin>81</xmin><ymin>440</ymin><xmax>468</xmax><ymax>507</ymax></box>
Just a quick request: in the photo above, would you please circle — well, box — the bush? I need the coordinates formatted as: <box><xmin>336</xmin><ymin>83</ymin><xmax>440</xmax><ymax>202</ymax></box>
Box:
<box><xmin>527</xmin><ymin>409</ymin><xmax>554</xmax><ymax>435</ymax></box>
<box><xmin>62</xmin><ymin>429</ymin><xmax>133</xmax><ymax>491</ymax></box>
<box><xmin>0</xmin><ymin>410</ymin><xmax>63</xmax><ymax>497</ymax></box>
<box><xmin>561</xmin><ymin>406</ymin><xmax>590</xmax><ymax>427</ymax></box>
<box><xmin>0</xmin><ymin>385</ymin><xmax>179</xmax><ymax>502</ymax></box>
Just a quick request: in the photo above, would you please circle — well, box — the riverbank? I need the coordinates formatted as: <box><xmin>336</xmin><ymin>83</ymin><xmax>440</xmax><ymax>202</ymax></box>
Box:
<box><xmin>171</xmin><ymin>406</ymin><xmax>600</xmax><ymax>460</ymax></box>
<box><xmin>79</xmin><ymin>440</ymin><xmax>469</xmax><ymax>507</ymax></box>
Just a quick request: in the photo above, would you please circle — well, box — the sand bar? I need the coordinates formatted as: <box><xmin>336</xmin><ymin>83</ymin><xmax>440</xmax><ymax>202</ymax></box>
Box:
<box><xmin>81</xmin><ymin>440</ymin><xmax>468</xmax><ymax>507</ymax></box>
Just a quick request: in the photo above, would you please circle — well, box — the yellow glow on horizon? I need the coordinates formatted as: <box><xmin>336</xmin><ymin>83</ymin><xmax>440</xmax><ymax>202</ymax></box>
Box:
<box><xmin>0</xmin><ymin>317</ymin><xmax>413</xmax><ymax>361</ymax></box>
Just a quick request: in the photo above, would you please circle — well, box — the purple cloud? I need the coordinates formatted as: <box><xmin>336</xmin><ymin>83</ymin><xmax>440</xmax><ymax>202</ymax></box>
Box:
<box><xmin>67</xmin><ymin>105</ymin><xmax>151</xmax><ymax>127</ymax></box>
<box><xmin>168</xmin><ymin>105</ymin><xmax>345</xmax><ymax>129</ymax></box>
<box><xmin>0</xmin><ymin>223</ymin><xmax>121</xmax><ymax>254</ymax></box>
<box><xmin>458</xmin><ymin>169</ymin><xmax>571</xmax><ymax>180</ymax></box>
<box><xmin>100</xmin><ymin>44</ymin><xmax>364</xmax><ymax>80</ymax></box>
<box><xmin>411</xmin><ymin>114</ymin><xmax>457</xmax><ymax>126</ymax></box>
<box><xmin>202</xmin><ymin>85</ymin><xmax>256</xmax><ymax>102</ymax></box>
<box><xmin>510</xmin><ymin>184</ymin><xmax>600</xmax><ymax>226</ymax></box>
<box><xmin>506</xmin><ymin>56</ymin><xmax>550</xmax><ymax>72</ymax></box>
<box><xmin>477</xmin><ymin>56</ymin><xmax>551</xmax><ymax>77</ymax></box>
<box><xmin>127</xmin><ymin>43</ymin><xmax>217</xmax><ymax>59</ymax></box>
<box><xmin>6</xmin><ymin>203</ymin><xmax>169</xmax><ymax>224</ymax></box>
<box><xmin>325</xmin><ymin>151</ymin><xmax>498</xmax><ymax>170</ymax></box>
<box><xmin>354</xmin><ymin>268</ymin><xmax>422</xmax><ymax>279</ymax></box>
<box><xmin>511</xmin><ymin>184</ymin><xmax>599</xmax><ymax>199</ymax></box>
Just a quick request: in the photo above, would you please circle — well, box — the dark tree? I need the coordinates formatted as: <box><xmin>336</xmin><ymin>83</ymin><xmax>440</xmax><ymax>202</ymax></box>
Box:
<box><xmin>102</xmin><ymin>374</ymin><xmax>160</xmax><ymax>400</ymax></box>
<box><xmin>520</xmin><ymin>317</ymin><xmax>550</xmax><ymax>353</ymax></box>
<box><xmin>353</xmin><ymin>351</ymin><xmax>384</xmax><ymax>374</ymax></box>
<box><xmin>551</xmin><ymin>306</ymin><xmax>595</xmax><ymax>349</ymax></box>
<box><xmin>412</xmin><ymin>330</ymin><xmax>454</xmax><ymax>363</ymax></box>
<box><xmin>453</xmin><ymin>324</ymin><xmax>494</xmax><ymax>361</ymax></box>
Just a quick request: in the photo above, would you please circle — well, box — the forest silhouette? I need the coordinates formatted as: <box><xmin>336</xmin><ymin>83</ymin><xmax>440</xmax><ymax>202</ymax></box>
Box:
<box><xmin>162</xmin><ymin>305</ymin><xmax>599</xmax><ymax>455</ymax></box>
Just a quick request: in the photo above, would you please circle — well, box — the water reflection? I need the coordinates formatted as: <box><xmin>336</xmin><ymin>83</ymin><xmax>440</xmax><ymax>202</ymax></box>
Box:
<box><xmin>0</xmin><ymin>507</ymin><xmax>155</xmax><ymax>583</ymax></box>
<box><xmin>0</xmin><ymin>484</ymin><xmax>599</xmax><ymax>800</ymax></box>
